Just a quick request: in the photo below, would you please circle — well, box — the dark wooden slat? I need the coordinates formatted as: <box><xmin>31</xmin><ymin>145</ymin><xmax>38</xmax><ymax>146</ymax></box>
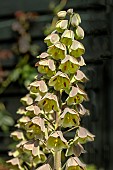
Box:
<box><xmin>0</xmin><ymin>12</ymin><xmax>107</xmax><ymax>41</ymax></box>
<box><xmin>0</xmin><ymin>0</ymin><xmax>56</xmax><ymax>16</ymax></box>
<box><xmin>0</xmin><ymin>34</ymin><xmax>110</xmax><ymax>68</ymax></box>
<box><xmin>66</xmin><ymin>0</ymin><xmax>106</xmax><ymax>9</ymax></box>
<box><xmin>0</xmin><ymin>0</ymin><xmax>106</xmax><ymax>17</ymax></box>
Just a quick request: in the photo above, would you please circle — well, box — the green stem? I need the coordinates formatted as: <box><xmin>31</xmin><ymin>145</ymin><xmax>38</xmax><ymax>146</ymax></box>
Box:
<box><xmin>54</xmin><ymin>91</ymin><xmax>62</xmax><ymax>170</ymax></box>
<box><xmin>54</xmin><ymin>151</ymin><xmax>61</xmax><ymax>170</ymax></box>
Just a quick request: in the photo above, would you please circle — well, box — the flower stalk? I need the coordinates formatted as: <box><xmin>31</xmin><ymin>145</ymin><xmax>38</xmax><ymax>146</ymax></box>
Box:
<box><xmin>7</xmin><ymin>8</ymin><xmax>95</xmax><ymax>170</ymax></box>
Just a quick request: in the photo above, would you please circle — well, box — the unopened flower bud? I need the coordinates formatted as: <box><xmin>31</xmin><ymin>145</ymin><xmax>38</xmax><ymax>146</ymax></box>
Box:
<box><xmin>75</xmin><ymin>26</ymin><xmax>84</xmax><ymax>40</ymax></box>
<box><xmin>57</xmin><ymin>11</ymin><xmax>67</xmax><ymax>19</ymax></box>
<box><xmin>71</xmin><ymin>13</ymin><xmax>81</xmax><ymax>27</ymax></box>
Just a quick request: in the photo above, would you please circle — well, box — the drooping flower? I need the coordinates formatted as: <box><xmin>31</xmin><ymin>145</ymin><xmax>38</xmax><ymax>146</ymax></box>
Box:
<box><xmin>47</xmin><ymin>131</ymin><xmax>68</xmax><ymax>151</ymax></box>
<box><xmin>71</xmin><ymin>70</ymin><xmax>88</xmax><ymax>83</ymax></box>
<box><xmin>71</xmin><ymin>13</ymin><xmax>81</xmax><ymax>27</ymax></box>
<box><xmin>44</xmin><ymin>33</ymin><xmax>60</xmax><ymax>46</ymax></box>
<box><xmin>59</xmin><ymin>55</ymin><xmax>80</xmax><ymax>74</ymax></box>
<box><xmin>38</xmin><ymin>93</ymin><xmax>60</xmax><ymax>112</ymax></box>
<box><xmin>30</xmin><ymin>80</ymin><xmax>48</xmax><ymax>94</ymax></box>
<box><xmin>47</xmin><ymin>42</ymin><xmax>66</xmax><ymax>60</ymax></box>
<box><xmin>67</xmin><ymin>86</ymin><xmax>88</xmax><ymax>105</ymax></box>
<box><xmin>56</xmin><ymin>20</ymin><xmax>68</xmax><ymax>33</ymax></box>
<box><xmin>26</xmin><ymin>116</ymin><xmax>45</xmax><ymax>139</ymax></box>
<box><xmin>57</xmin><ymin>11</ymin><xmax>67</xmax><ymax>19</ymax></box>
<box><xmin>60</xmin><ymin>108</ymin><xmax>80</xmax><ymax>128</ymax></box>
<box><xmin>74</xmin><ymin>26</ymin><xmax>84</xmax><ymax>40</ymax></box>
<box><xmin>49</xmin><ymin>71</ymin><xmax>70</xmax><ymax>91</ymax></box>
<box><xmin>69</xmin><ymin>40</ymin><xmax>85</xmax><ymax>58</ymax></box>
<box><xmin>61</xmin><ymin>30</ymin><xmax>74</xmax><ymax>46</ymax></box>
<box><xmin>74</xmin><ymin>126</ymin><xmax>95</xmax><ymax>144</ymax></box>
<box><xmin>66</xmin><ymin>157</ymin><xmax>86</xmax><ymax>170</ymax></box>
<box><xmin>35</xmin><ymin>59</ymin><xmax>56</xmax><ymax>77</ymax></box>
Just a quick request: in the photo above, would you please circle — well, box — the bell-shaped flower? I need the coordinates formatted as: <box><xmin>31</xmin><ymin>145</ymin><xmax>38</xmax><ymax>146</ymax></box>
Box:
<box><xmin>18</xmin><ymin>116</ymin><xmax>30</xmax><ymax>129</ymax></box>
<box><xmin>66</xmin><ymin>157</ymin><xmax>86</xmax><ymax>170</ymax></box>
<box><xmin>35</xmin><ymin>59</ymin><xmax>56</xmax><ymax>77</ymax></box>
<box><xmin>69</xmin><ymin>40</ymin><xmax>85</xmax><ymax>58</ymax></box>
<box><xmin>77</xmin><ymin>56</ymin><xmax>86</xmax><ymax>66</ymax></box>
<box><xmin>44</xmin><ymin>33</ymin><xmax>60</xmax><ymax>46</ymax></box>
<box><xmin>60</xmin><ymin>108</ymin><xmax>80</xmax><ymax>128</ymax></box>
<box><xmin>67</xmin><ymin>9</ymin><xmax>73</xmax><ymax>15</ymax></box>
<box><xmin>23</xmin><ymin>141</ymin><xmax>46</xmax><ymax>165</ymax></box>
<box><xmin>76</xmin><ymin>104</ymin><xmax>90</xmax><ymax>116</ymax></box>
<box><xmin>26</xmin><ymin>116</ymin><xmax>45</xmax><ymax>138</ymax></box>
<box><xmin>74</xmin><ymin>127</ymin><xmax>95</xmax><ymax>144</ymax></box>
<box><xmin>56</xmin><ymin>20</ymin><xmax>68</xmax><ymax>33</ymax></box>
<box><xmin>36</xmin><ymin>164</ymin><xmax>52</xmax><ymax>170</ymax></box>
<box><xmin>49</xmin><ymin>71</ymin><xmax>70</xmax><ymax>91</ymax></box>
<box><xmin>71</xmin><ymin>70</ymin><xmax>88</xmax><ymax>83</ymax></box>
<box><xmin>7</xmin><ymin>157</ymin><xmax>23</xmax><ymax>170</ymax></box>
<box><xmin>37</xmin><ymin>52</ymin><xmax>49</xmax><ymax>59</ymax></box>
<box><xmin>30</xmin><ymin>80</ymin><xmax>48</xmax><ymax>94</ymax></box>
<box><xmin>57</xmin><ymin>10</ymin><xmax>67</xmax><ymax>19</ymax></box>
<box><xmin>26</xmin><ymin>104</ymin><xmax>43</xmax><ymax>117</ymax></box>
<box><xmin>33</xmin><ymin>151</ymin><xmax>47</xmax><ymax>166</ymax></box>
<box><xmin>23</xmin><ymin>140</ymin><xmax>39</xmax><ymax>156</ymax></box>
<box><xmin>61</xmin><ymin>30</ymin><xmax>74</xmax><ymax>46</ymax></box>
<box><xmin>67</xmin><ymin>86</ymin><xmax>88</xmax><ymax>105</ymax></box>
<box><xmin>71</xmin><ymin>13</ymin><xmax>81</xmax><ymax>27</ymax></box>
<box><xmin>66</xmin><ymin>142</ymin><xmax>86</xmax><ymax>157</ymax></box>
<box><xmin>75</xmin><ymin>26</ymin><xmax>84</xmax><ymax>40</ymax></box>
<box><xmin>38</xmin><ymin>93</ymin><xmax>60</xmax><ymax>112</ymax></box>
<box><xmin>47</xmin><ymin>131</ymin><xmax>68</xmax><ymax>151</ymax></box>
<box><xmin>21</xmin><ymin>94</ymin><xmax>33</xmax><ymax>106</ymax></box>
<box><xmin>47</xmin><ymin>42</ymin><xmax>66</xmax><ymax>60</ymax></box>
<box><xmin>59</xmin><ymin>55</ymin><xmax>80</xmax><ymax>74</ymax></box>
<box><xmin>11</xmin><ymin>130</ymin><xmax>24</xmax><ymax>141</ymax></box>
<box><xmin>17</xmin><ymin>107</ymin><xmax>26</xmax><ymax>115</ymax></box>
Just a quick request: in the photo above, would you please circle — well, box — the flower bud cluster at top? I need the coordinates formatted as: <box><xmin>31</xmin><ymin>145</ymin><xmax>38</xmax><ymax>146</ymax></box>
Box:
<box><xmin>7</xmin><ymin>9</ymin><xmax>95</xmax><ymax>170</ymax></box>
